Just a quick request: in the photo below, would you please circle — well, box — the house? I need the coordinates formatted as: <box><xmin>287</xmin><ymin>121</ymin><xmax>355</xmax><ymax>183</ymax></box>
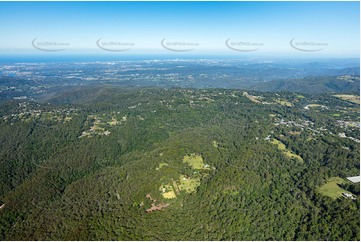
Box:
<box><xmin>342</xmin><ymin>193</ymin><xmax>353</xmax><ymax>198</ymax></box>
<box><xmin>264</xmin><ymin>135</ymin><xmax>271</xmax><ymax>141</ymax></box>
<box><xmin>342</xmin><ymin>193</ymin><xmax>356</xmax><ymax>200</ymax></box>
<box><xmin>346</xmin><ymin>176</ymin><xmax>360</xmax><ymax>183</ymax></box>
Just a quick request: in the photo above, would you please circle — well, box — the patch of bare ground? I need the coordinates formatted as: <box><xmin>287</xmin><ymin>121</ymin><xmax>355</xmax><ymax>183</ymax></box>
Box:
<box><xmin>145</xmin><ymin>194</ymin><xmax>169</xmax><ymax>213</ymax></box>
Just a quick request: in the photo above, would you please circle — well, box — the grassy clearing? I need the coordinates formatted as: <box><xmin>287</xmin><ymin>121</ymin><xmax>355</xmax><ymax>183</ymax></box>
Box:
<box><xmin>271</xmin><ymin>139</ymin><xmax>303</xmax><ymax>163</ymax></box>
<box><xmin>275</xmin><ymin>99</ymin><xmax>293</xmax><ymax>107</ymax></box>
<box><xmin>270</xmin><ymin>138</ymin><xmax>286</xmax><ymax>150</ymax></box>
<box><xmin>172</xmin><ymin>179</ymin><xmax>180</xmax><ymax>195</ymax></box>
<box><xmin>308</xmin><ymin>104</ymin><xmax>322</xmax><ymax>108</ymax></box>
<box><xmin>178</xmin><ymin>174</ymin><xmax>200</xmax><ymax>193</ymax></box>
<box><xmin>156</xmin><ymin>154</ymin><xmax>213</xmax><ymax>199</ymax></box>
<box><xmin>183</xmin><ymin>154</ymin><xmax>209</xmax><ymax>169</ymax></box>
<box><xmin>243</xmin><ymin>92</ymin><xmax>261</xmax><ymax>103</ymax></box>
<box><xmin>159</xmin><ymin>184</ymin><xmax>177</xmax><ymax>199</ymax></box>
<box><xmin>80</xmin><ymin>115</ymin><xmax>111</xmax><ymax>137</ymax></box>
<box><xmin>317</xmin><ymin>177</ymin><xmax>351</xmax><ymax>199</ymax></box>
<box><xmin>284</xmin><ymin>151</ymin><xmax>303</xmax><ymax>161</ymax></box>
<box><xmin>296</xmin><ymin>95</ymin><xmax>305</xmax><ymax>99</ymax></box>
<box><xmin>162</xmin><ymin>190</ymin><xmax>176</xmax><ymax>199</ymax></box>
<box><xmin>334</xmin><ymin>94</ymin><xmax>360</xmax><ymax>104</ymax></box>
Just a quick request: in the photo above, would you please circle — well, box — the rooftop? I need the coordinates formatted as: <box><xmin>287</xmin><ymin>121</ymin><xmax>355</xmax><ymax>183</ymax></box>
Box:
<box><xmin>346</xmin><ymin>176</ymin><xmax>360</xmax><ymax>183</ymax></box>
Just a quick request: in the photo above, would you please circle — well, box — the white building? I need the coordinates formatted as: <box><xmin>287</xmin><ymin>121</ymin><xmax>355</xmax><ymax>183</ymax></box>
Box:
<box><xmin>346</xmin><ymin>176</ymin><xmax>360</xmax><ymax>183</ymax></box>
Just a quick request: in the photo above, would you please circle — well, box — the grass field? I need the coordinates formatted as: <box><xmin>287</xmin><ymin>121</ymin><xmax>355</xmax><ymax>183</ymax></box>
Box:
<box><xmin>334</xmin><ymin>94</ymin><xmax>360</xmax><ymax>104</ymax></box>
<box><xmin>271</xmin><ymin>139</ymin><xmax>303</xmax><ymax>163</ymax></box>
<box><xmin>275</xmin><ymin>99</ymin><xmax>293</xmax><ymax>107</ymax></box>
<box><xmin>317</xmin><ymin>177</ymin><xmax>351</xmax><ymax>199</ymax></box>
<box><xmin>162</xmin><ymin>190</ymin><xmax>176</xmax><ymax>199</ymax></box>
<box><xmin>178</xmin><ymin>174</ymin><xmax>200</xmax><ymax>193</ymax></box>
<box><xmin>159</xmin><ymin>184</ymin><xmax>177</xmax><ymax>199</ymax></box>
<box><xmin>307</xmin><ymin>104</ymin><xmax>322</xmax><ymax>108</ymax></box>
<box><xmin>243</xmin><ymin>92</ymin><xmax>261</xmax><ymax>103</ymax></box>
<box><xmin>183</xmin><ymin>154</ymin><xmax>206</xmax><ymax>169</ymax></box>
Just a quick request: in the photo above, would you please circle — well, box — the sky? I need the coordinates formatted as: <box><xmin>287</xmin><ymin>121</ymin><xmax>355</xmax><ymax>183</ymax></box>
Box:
<box><xmin>0</xmin><ymin>1</ymin><xmax>359</xmax><ymax>57</ymax></box>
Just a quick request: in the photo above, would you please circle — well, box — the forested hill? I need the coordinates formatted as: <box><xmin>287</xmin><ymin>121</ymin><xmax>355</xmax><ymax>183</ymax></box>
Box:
<box><xmin>250</xmin><ymin>75</ymin><xmax>360</xmax><ymax>94</ymax></box>
<box><xmin>0</xmin><ymin>87</ymin><xmax>359</xmax><ymax>240</ymax></box>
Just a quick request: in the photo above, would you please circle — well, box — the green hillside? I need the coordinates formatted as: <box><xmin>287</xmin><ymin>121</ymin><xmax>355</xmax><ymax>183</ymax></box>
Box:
<box><xmin>251</xmin><ymin>75</ymin><xmax>360</xmax><ymax>94</ymax></box>
<box><xmin>0</xmin><ymin>87</ymin><xmax>359</xmax><ymax>240</ymax></box>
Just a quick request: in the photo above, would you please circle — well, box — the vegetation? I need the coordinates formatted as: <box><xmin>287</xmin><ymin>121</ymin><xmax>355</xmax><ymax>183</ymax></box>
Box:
<box><xmin>183</xmin><ymin>154</ymin><xmax>209</xmax><ymax>170</ymax></box>
<box><xmin>307</xmin><ymin>104</ymin><xmax>322</xmax><ymax>108</ymax></box>
<box><xmin>334</xmin><ymin>94</ymin><xmax>360</xmax><ymax>104</ymax></box>
<box><xmin>317</xmin><ymin>177</ymin><xmax>352</xmax><ymax>199</ymax></box>
<box><xmin>252</xmin><ymin>75</ymin><xmax>360</xmax><ymax>94</ymax></box>
<box><xmin>275</xmin><ymin>99</ymin><xmax>293</xmax><ymax>107</ymax></box>
<box><xmin>270</xmin><ymin>139</ymin><xmax>303</xmax><ymax>162</ymax></box>
<box><xmin>0</xmin><ymin>87</ymin><xmax>359</xmax><ymax>240</ymax></box>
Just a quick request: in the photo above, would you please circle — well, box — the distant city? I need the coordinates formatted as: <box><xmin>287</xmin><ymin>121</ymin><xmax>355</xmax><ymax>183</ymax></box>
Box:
<box><xmin>0</xmin><ymin>57</ymin><xmax>359</xmax><ymax>101</ymax></box>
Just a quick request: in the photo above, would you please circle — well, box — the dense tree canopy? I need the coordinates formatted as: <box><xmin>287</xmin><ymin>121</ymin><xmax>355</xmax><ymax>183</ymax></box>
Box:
<box><xmin>0</xmin><ymin>87</ymin><xmax>359</xmax><ymax>240</ymax></box>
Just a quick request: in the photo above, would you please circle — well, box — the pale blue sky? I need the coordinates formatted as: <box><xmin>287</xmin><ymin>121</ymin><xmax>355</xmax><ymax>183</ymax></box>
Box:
<box><xmin>0</xmin><ymin>1</ymin><xmax>359</xmax><ymax>57</ymax></box>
